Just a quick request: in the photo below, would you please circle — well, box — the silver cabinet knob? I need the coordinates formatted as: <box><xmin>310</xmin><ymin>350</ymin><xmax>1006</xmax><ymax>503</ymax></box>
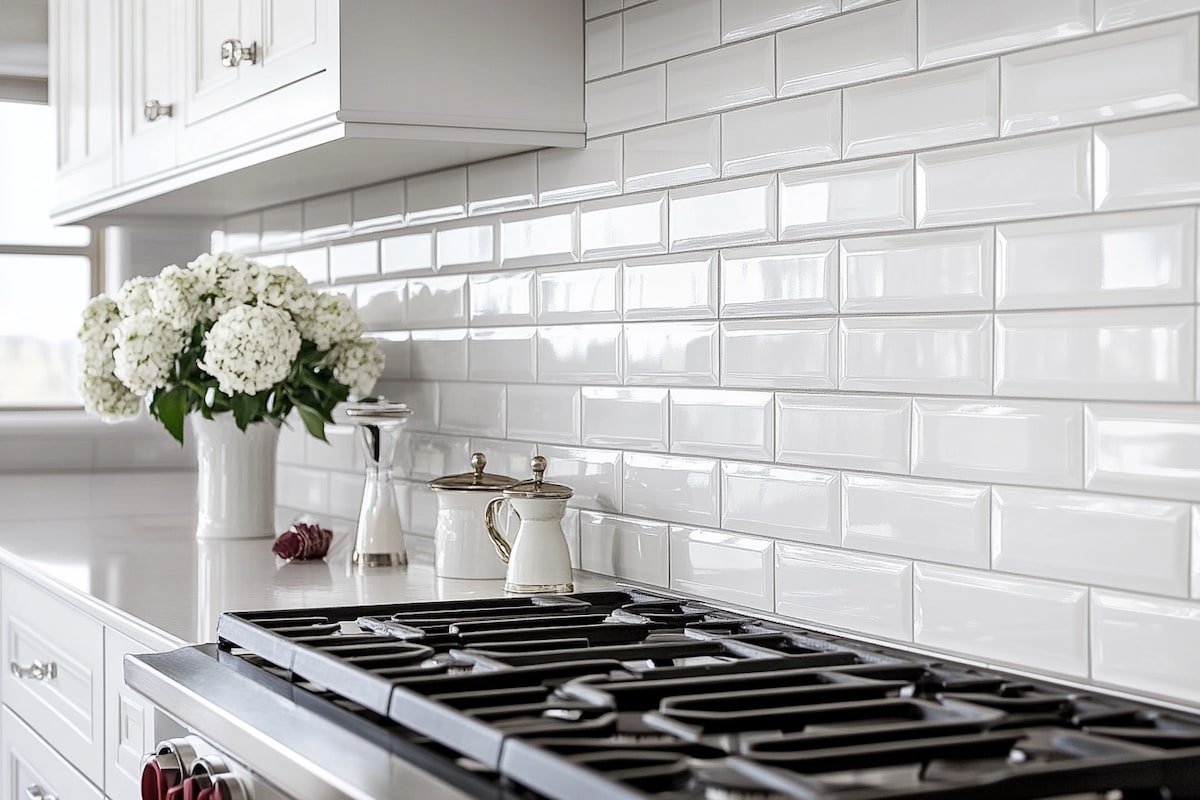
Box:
<box><xmin>10</xmin><ymin>659</ymin><xmax>56</xmax><ymax>681</ymax></box>
<box><xmin>143</xmin><ymin>99</ymin><xmax>174</xmax><ymax>122</ymax></box>
<box><xmin>24</xmin><ymin>786</ymin><xmax>57</xmax><ymax>800</ymax></box>
<box><xmin>220</xmin><ymin>38</ymin><xmax>257</xmax><ymax>67</ymax></box>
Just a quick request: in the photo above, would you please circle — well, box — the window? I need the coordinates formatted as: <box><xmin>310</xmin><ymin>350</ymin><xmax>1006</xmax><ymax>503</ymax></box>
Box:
<box><xmin>0</xmin><ymin>99</ymin><xmax>98</xmax><ymax>408</ymax></box>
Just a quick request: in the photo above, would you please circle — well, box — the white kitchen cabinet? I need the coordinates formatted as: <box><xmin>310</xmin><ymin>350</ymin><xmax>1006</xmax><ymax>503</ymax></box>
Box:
<box><xmin>2</xmin><ymin>707</ymin><xmax>103</xmax><ymax>800</ymax></box>
<box><xmin>119</xmin><ymin>0</ymin><xmax>179</xmax><ymax>183</ymax></box>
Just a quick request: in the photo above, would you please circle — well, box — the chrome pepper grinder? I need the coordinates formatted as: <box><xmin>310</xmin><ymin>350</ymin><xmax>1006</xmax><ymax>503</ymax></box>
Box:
<box><xmin>345</xmin><ymin>400</ymin><xmax>412</xmax><ymax>567</ymax></box>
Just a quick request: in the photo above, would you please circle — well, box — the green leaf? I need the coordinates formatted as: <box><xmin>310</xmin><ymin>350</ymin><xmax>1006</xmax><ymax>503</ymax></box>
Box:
<box><xmin>294</xmin><ymin>403</ymin><xmax>328</xmax><ymax>443</ymax></box>
<box><xmin>151</xmin><ymin>386</ymin><xmax>189</xmax><ymax>445</ymax></box>
<box><xmin>231</xmin><ymin>393</ymin><xmax>255</xmax><ymax>431</ymax></box>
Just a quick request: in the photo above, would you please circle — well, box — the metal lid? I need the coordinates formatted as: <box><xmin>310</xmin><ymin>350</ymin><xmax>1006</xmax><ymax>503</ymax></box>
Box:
<box><xmin>428</xmin><ymin>453</ymin><xmax>517</xmax><ymax>492</ymax></box>
<box><xmin>503</xmin><ymin>456</ymin><xmax>573</xmax><ymax>499</ymax></box>
<box><xmin>344</xmin><ymin>398</ymin><xmax>413</xmax><ymax>422</ymax></box>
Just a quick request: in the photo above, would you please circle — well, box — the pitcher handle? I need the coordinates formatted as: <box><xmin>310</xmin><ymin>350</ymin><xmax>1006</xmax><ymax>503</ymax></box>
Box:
<box><xmin>485</xmin><ymin>497</ymin><xmax>513</xmax><ymax>564</ymax></box>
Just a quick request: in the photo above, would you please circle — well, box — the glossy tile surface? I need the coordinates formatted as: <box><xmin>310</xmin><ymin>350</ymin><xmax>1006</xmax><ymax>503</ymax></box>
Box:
<box><xmin>584</xmin><ymin>15</ymin><xmax>622</xmax><ymax>81</ymax></box>
<box><xmin>670</xmin><ymin>527</ymin><xmax>775</xmax><ymax>611</ymax></box>
<box><xmin>623</xmin><ymin>253</ymin><xmax>717</xmax><ymax>320</ymax></box>
<box><xmin>1097</xmin><ymin>0</ymin><xmax>1200</xmax><ymax>30</ymax></box>
<box><xmin>1091</xmin><ymin>590</ymin><xmax>1200</xmax><ymax>704</ymax></box>
<box><xmin>622</xmin><ymin>0</ymin><xmax>719</xmax><ymax>70</ymax></box>
<box><xmin>406</xmin><ymin>275</ymin><xmax>468</xmax><ymax>327</ymax></box>
<box><xmin>435</xmin><ymin>221</ymin><xmax>495</xmax><ymax>270</ymax></box>
<box><xmin>721</xmin><ymin>0</ymin><xmax>837</xmax><ymax>41</ymax></box>
<box><xmin>581</xmin><ymin>387</ymin><xmax>669</xmax><ymax>451</ymax></box>
<box><xmin>329</xmin><ymin>240</ymin><xmax>377</xmax><ymax>281</ymax></box>
<box><xmin>499</xmin><ymin>207</ymin><xmax>579</xmax><ymax>268</ymax></box>
<box><xmin>624</xmin><ymin>117</ymin><xmax>720</xmax><ymax>192</ymax></box>
<box><xmin>539</xmin><ymin>445</ymin><xmax>623</xmax><ymax>513</ymax></box>
<box><xmin>1095</xmin><ymin>110</ymin><xmax>1200</xmax><ymax>211</ymax></box>
<box><xmin>919</xmin><ymin>0</ymin><xmax>1093</xmax><ymax>68</ymax></box>
<box><xmin>721</xmin><ymin>91</ymin><xmax>841</xmax><ymax>177</ymax></box>
<box><xmin>406</xmin><ymin>169</ymin><xmax>467</xmax><ymax>225</ymax></box>
<box><xmin>1085</xmin><ymin>402</ymin><xmax>1200</xmax><ymax>501</ymax></box>
<box><xmin>722</xmin><ymin>462</ymin><xmax>839</xmax><ymax>544</ymax></box>
<box><xmin>579</xmin><ymin>512</ymin><xmax>670</xmax><ymax>587</ymax></box>
<box><xmin>839</xmin><ymin>314</ymin><xmax>993</xmax><ymax>395</ymax></box>
<box><xmin>670</xmin><ymin>389</ymin><xmax>774</xmax><ymax>460</ymax></box>
<box><xmin>506</xmin><ymin>385</ymin><xmax>582</xmax><ymax>445</ymax></box>
<box><xmin>438</xmin><ymin>382</ymin><xmax>506</xmax><ymax>437</ymax></box>
<box><xmin>586</xmin><ymin>66</ymin><xmax>667</xmax><ymax>138</ymax></box>
<box><xmin>302</xmin><ymin>194</ymin><xmax>351</xmax><ymax>241</ymax></box>
<box><xmin>260</xmin><ymin>204</ymin><xmax>302</xmax><ymax>250</ymax></box>
<box><xmin>381</xmin><ymin>232</ymin><xmax>433</xmax><ymax>275</ymax></box>
<box><xmin>467</xmin><ymin>327</ymin><xmax>537</xmax><ymax>383</ymax></box>
<box><xmin>373</xmin><ymin>333</ymin><xmax>411</xmax><ymax>380</ymax></box>
<box><xmin>580</xmin><ymin>192</ymin><xmax>668</xmax><ymax>260</ymax></box>
<box><xmin>409</xmin><ymin>330</ymin><xmax>469</xmax><ymax>382</ymax></box>
<box><xmin>719</xmin><ymin>241</ymin><xmax>838</xmax><ymax>318</ymax></box>
<box><xmin>666</xmin><ymin>36</ymin><xmax>775</xmax><ymax>119</ymax></box>
<box><xmin>779</xmin><ymin>155</ymin><xmax>915</xmax><ymax>240</ymax></box>
<box><xmin>623</xmin><ymin>452</ymin><xmax>719</xmax><ymax>526</ymax></box>
<box><xmin>537</xmin><ymin>324</ymin><xmax>624</xmax><ymax>384</ymax></box>
<box><xmin>840</xmin><ymin>228</ymin><xmax>994</xmax><ymax>313</ymax></box>
<box><xmin>538</xmin><ymin>137</ymin><xmax>623</xmax><ymax>206</ymax></box>
<box><xmin>776</xmin><ymin>393</ymin><xmax>911</xmax><ymax>472</ymax></box>
<box><xmin>721</xmin><ymin>318</ymin><xmax>838</xmax><ymax>390</ymax></box>
<box><xmin>352</xmin><ymin>181</ymin><xmax>405</xmax><ymax>232</ymax></box>
<box><xmin>467</xmin><ymin>154</ymin><xmax>537</xmax><ymax>217</ymax></box>
<box><xmin>355</xmin><ymin>279</ymin><xmax>406</xmax><ymax>331</ymax></box>
<box><xmin>469</xmin><ymin>270</ymin><xmax>536</xmax><ymax>326</ymax></box>
<box><xmin>669</xmin><ymin>174</ymin><xmax>778</xmax><ymax>251</ymax></box>
<box><xmin>537</xmin><ymin>263</ymin><xmax>623</xmax><ymax>323</ymax></box>
<box><xmin>624</xmin><ymin>321</ymin><xmax>719</xmax><ymax>386</ymax></box>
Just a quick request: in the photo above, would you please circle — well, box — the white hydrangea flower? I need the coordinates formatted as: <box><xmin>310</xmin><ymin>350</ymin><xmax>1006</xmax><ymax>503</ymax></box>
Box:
<box><xmin>77</xmin><ymin>294</ymin><xmax>121</xmax><ymax>378</ymax></box>
<box><xmin>329</xmin><ymin>338</ymin><xmax>384</xmax><ymax>397</ymax></box>
<box><xmin>256</xmin><ymin>264</ymin><xmax>316</xmax><ymax>318</ymax></box>
<box><xmin>151</xmin><ymin>264</ymin><xmax>212</xmax><ymax>331</ymax></box>
<box><xmin>113</xmin><ymin>312</ymin><xmax>185</xmax><ymax>396</ymax></box>
<box><xmin>189</xmin><ymin>252</ymin><xmax>262</xmax><ymax>319</ymax></box>
<box><xmin>115</xmin><ymin>276</ymin><xmax>155</xmax><ymax>317</ymax></box>
<box><xmin>78</xmin><ymin>373</ymin><xmax>142</xmax><ymax>422</ymax></box>
<box><xmin>295</xmin><ymin>292</ymin><xmax>362</xmax><ymax>351</ymax></box>
<box><xmin>199</xmin><ymin>304</ymin><xmax>301</xmax><ymax>395</ymax></box>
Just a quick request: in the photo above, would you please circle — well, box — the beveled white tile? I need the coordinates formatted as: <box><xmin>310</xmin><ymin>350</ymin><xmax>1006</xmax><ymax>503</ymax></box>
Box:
<box><xmin>355</xmin><ymin>279</ymin><xmax>406</xmax><ymax>331</ymax></box>
<box><xmin>438</xmin><ymin>382</ymin><xmax>506</xmax><ymax>437</ymax></box>
<box><xmin>580</xmin><ymin>192</ymin><xmax>668</xmax><ymax>260</ymax></box>
<box><xmin>537</xmin><ymin>262</ymin><xmax>623</xmax><ymax>324</ymax></box>
<box><xmin>666</xmin><ymin>36</ymin><xmax>775</xmax><ymax>120</ymax></box>
<box><xmin>539</xmin><ymin>445</ymin><xmax>622</xmax><ymax>512</ymax></box>
<box><xmin>777</xmin><ymin>0</ymin><xmax>916</xmax><ymax>97</ymax></box>
<box><xmin>720</xmin><ymin>241</ymin><xmax>838</xmax><ymax>318</ymax></box>
<box><xmin>1091</xmin><ymin>590</ymin><xmax>1200</xmax><ymax>705</ymax></box>
<box><xmin>468</xmin><ymin>327</ymin><xmax>538</xmax><ymax>383</ymax></box>
<box><xmin>287</xmin><ymin>247</ymin><xmax>328</xmax><ymax>285</ymax></box>
<box><xmin>410</xmin><ymin>329</ymin><xmax>469</xmax><ymax>381</ymax></box>
<box><xmin>669</xmin><ymin>174</ymin><xmax>778</xmax><ymax>251</ymax></box>
<box><xmin>623</xmin><ymin>0</ymin><xmax>719</xmax><ymax>70</ymax></box>
<box><xmin>538</xmin><ymin>137</ymin><xmax>623</xmax><ymax>206</ymax></box>
<box><xmin>624</xmin><ymin>321</ymin><xmax>719</xmax><ymax>386</ymax></box>
<box><xmin>722</xmin><ymin>0</ymin><xmax>837</xmax><ymax>41</ymax></box>
<box><xmin>373</xmin><ymin>332</ymin><xmax>411</xmax><ymax>380</ymax></box>
<box><xmin>406</xmin><ymin>481</ymin><xmax>434</xmax><ymax>535</ymax></box>
<box><xmin>580</xmin><ymin>512</ymin><xmax>669</xmax><ymax>586</ymax></box>
<box><xmin>585</xmin><ymin>0</ymin><xmax>621</xmax><ymax>18</ymax></box>
<box><xmin>670</xmin><ymin>527</ymin><xmax>775</xmax><ymax>611</ymax></box>
<box><xmin>624</xmin><ymin>117</ymin><xmax>720</xmax><ymax>192</ymax></box>
<box><xmin>722</xmin><ymin>462</ymin><xmax>839</xmax><ymax>544</ymax></box>
<box><xmin>469</xmin><ymin>270</ymin><xmax>536</xmax><ymax>326</ymax></box>
<box><xmin>995</xmin><ymin>307</ymin><xmax>1196</xmax><ymax>401</ymax></box>
<box><xmin>1095</xmin><ymin>110</ymin><xmax>1200</xmax><ymax>211</ymax></box>
<box><xmin>377</xmin><ymin>380</ymin><xmax>437</xmax><ymax>432</ymax></box>
<box><xmin>585</xmin><ymin>14</ymin><xmax>622</xmax><ymax>81</ymax></box>
<box><xmin>777</xmin><ymin>544</ymin><xmax>913</xmax><ymax>641</ymax></box>
<box><xmin>352</xmin><ymin>180</ymin><xmax>405</xmax><ymax>233</ymax></box>
<box><xmin>405</xmin><ymin>432</ymin><xmax>471</xmax><ymax>481</ymax></box>
<box><xmin>381</xmin><ymin>231</ymin><xmax>434</xmax><ymax>275</ymax></box>
<box><xmin>507</xmin><ymin>384</ymin><xmax>581</xmax><ymax>445</ymax></box>
<box><xmin>537</xmin><ymin>324</ymin><xmax>624</xmax><ymax>384</ymax></box>
<box><xmin>1098</xmin><ymin>0</ymin><xmax>1200</xmax><ymax>30</ymax></box>
<box><xmin>779</xmin><ymin>156</ymin><xmax>915</xmax><ymax>241</ymax></box>
<box><xmin>581</xmin><ymin>386</ymin><xmax>669</xmax><ymax>451</ymax></box>
<box><xmin>670</xmin><ymin>389</ymin><xmax>773</xmax><ymax>460</ymax></box>
<box><xmin>1003</xmin><ymin>19</ymin><xmax>1198</xmax><ymax>138</ymax></box>
<box><xmin>917</xmin><ymin>130</ymin><xmax>1092</xmax><ymax>227</ymax></box>
<box><xmin>842</xmin><ymin>0</ymin><xmax>888</xmax><ymax>7</ymax></box>
<box><xmin>435</xmin><ymin>220</ymin><xmax>496</xmax><ymax>270</ymax></box>
<box><xmin>1085</xmin><ymin>402</ymin><xmax>1200</xmax><ymax>501</ymax></box>
<box><xmin>843</xmin><ymin>60</ymin><xmax>999</xmax><ymax>158</ymax></box>
<box><xmin>841</xmin><ymin>228</ymin><xmax>994</xmax><ymax>314</ymax></box>
<box><xmin>406</xmin><ymin>274</ymin><xmax>468</xmax><ymax>328</ymax></box>
<box><xmin>500</xmin><ymin>206</ymin><xmax>580</xmax><ymax>268</ymax></box>
<box><xmin>276</xmin><ymin>466</ymin><xmax>328</xmax><ymax>513</ymax></box>
<box><xmin>469</xmin><ymin>437</ymin><xmax>535</xmax><ymax>480</ymax></box>
<box><xmin>468</xmin><ymin>154</ymin><xmax>537</xmax><ymax>217</ymax></box>
<box><xmin>328</xmin><ymin>472</ymin><xmax>365</xmax><ymax>520</ymax></box>
<box><xmin>623</xmin><ymin>452</ymin><xmax>719</xmax><ymax>526</ymax></box>
<box><xmin>586</xmin><ymin>66</ymin><xmax>666</xmax><ymax>138</ymax></box>
<box><xmin>329</xmin><ymin>240</ymin><xmax>378</xmax><ymax>281</ymax></box>
<box><xmin>407</xmin><ymin>168</ymin><xmax>467</xmax><ymax>226</ymax></box>
<box><xmin>278</xmin><ymin>418</ymin><xmax>306</xmax><ymax>464</ymax></box>
<box><xmin>305</xmin><ymin>424</ymin><xmax>359</xmax><ymax>471</ymax></box>
<box><xmin>912</xmin><ymin>398</ymin><xmax>1084</xmax><ymax>489</ymax></box>
<box><xmin>915</xmin><ymin>563</ymin><xmax>1089</xmax><ymax>677</ymax></box>
<box><xmin>993</xmin><ymin>486</ymin><xmax>1191</xmax><ymax>596</ymax></box>
<box><xmin>623</xmin><ymin>253</ymin><xmax>717</xmax><ymax>320</ymax></box>
<box><xmin>721</xmin><ymin>318</ymin><xmax>837</xmax><ymax>390</ymax></box>
<box><xmin>721</xmin><ymin>92</ymin><xmax>841</xmax><ymax>177</ymax></box>
<box><xmin>776</xmin><ymin>393</ymin><xmax>911</xmax><ymax>473</ymax></box>
<box><xmin>302</xmin><ymin>193</ymin><xmax>351</xmax><ymax>241</ymax></box>
<box><xmin>840</xmin><ymin>314</ymin><xmax>993</xmax><ymax>395</ymax></box>
<box><xmin>843</xmin><ymin>474</ymin><xmax>990</xmax><ymax>568</ymax></box>
<box><xmin>997</xmin><ymin>209</ymin><xmax>1197</xmax><ymax>309</ymax></box>
<box><xmin>261</xmin><ymin>204</ymin><xmax>302</xmax><ymax>250</ymax></box>
<box><xmin>919</xmin><ymin>0</ymin><xmax>1093</xmax><ymax>68</ymax></box>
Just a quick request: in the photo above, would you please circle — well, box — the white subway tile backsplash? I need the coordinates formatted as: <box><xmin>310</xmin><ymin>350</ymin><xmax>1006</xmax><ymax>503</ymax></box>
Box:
<box><xmin>995</xmin><ymin>307</ymin><xmax>1196</xmax><ymax>401</ymax></box>
<box><xmin>331</xmin><ymin>238</ymin><xmax>376</xmax><ymax>279</ymax></box>
<box><xmin>352</xmin><ymin>181</ymin><xmax>405</xmax><ymax>233</ymax></box>
<box><xmin>779</xmin><ymin>155</ymin><xmax>915</xmax><ymax>240</ymax></box>
<box><xmin>410</xmin><ymin>330</ymin><xmax>469</xmax><ymax>381</ymax></box>
<box><xmin>381</xmin><ymin>231</ymin><xmax>434</xmax><ymax>275</ymax></box>
<box><xmin>1001</xmin><ymin>18</ymin><xmax>1199</xmax><ymax>137</ymax></box>
<box><xmin>580</xmin><ymin>512</ymin><xmax>669</xmax><ymax>586</ymax></box>
<box><xmin>722</xmin><ymin>462</ymin><xmax>840</xmax><ymax>544</ymax></box>
<box><xmin>721</xmin><ymin>318</ymin><xmax>838</xmax><ymax>390</ymax></box>
<box><xmin>776</xmin><ymin>544</ymin><xmax>914</xmax><ymax>641</ymax></box>
<box><xmin>467</xmin><ymin>154</ymin><xmax>537</xmax><ymax>217</ymax></box>
<box><xmin>467</xmin><ymin>327</ymin><xmax>538</xmax><ymax>383</ymax></box>
<box><xmin>585</xmin><ymin>0</ymin><xmax>621</xmax><ymax>18</ymax></box>
<box><xmin>623</xmin><ymin>253</ymin><xmax>717</xmax><ymax>320</ymax></box>
<box><xmin>287</xmin><ymin>247</ymin><xmax>328</xmax><ymax>284</ymax></box>
<box><xmin>919</xmin><ymin>0</ymin><xmax>1093</xmax><ymax>68</ymax></box>
<box><xmin>843</xmin><ymin>60</ymin><xmax>999</xmax><ymax>158</ymax></box>
<box><xmin>1085</xmin><ymin>402</ymin><xmax>1200</xmax><ymax>501</ymax></box>
<box><xmin>373</xmin><ymin>333</ymin><xmax>411</xmax><ymax>380</ymax></box>
<box><xmin>992</xmin><ymin>486</ymin><xmax>1191</xmax><ymax>596</ymax></box>
<box><xmin>721</xmin><ymin>92</ymin><xmax>841</xmax><ymax>177</ymax></box>
<box><xmin>776</xmin><ymin>393</ymin><xmax>911</xmax><ymax>472</ymax></box>
<box><xmin>624</xmin><ymin>117</ymin><xmax>720</xmax><ymax>192</ymax></box>
<box><xmin>624</xmin><ymin>321</ymin><xmax>719</xmax><ymax>386</ymax></box>
<box><xmin>580</xmin><ymin>192</ymin><xmax>668</xmax><ymax>260</ymax></box>
<box><xmin>1095</xmin><ymin>110</ymin><xmax>1200</xmax><ymax>211</ymax></box>
<box><xmin>438</xmin><ymin>382</ymin><xmax>506</xmax><ymax>437</ymax></box>
<box><xmin>1091</xmin><ymin>590</ymin><xmax>1200</xmax><ymax>705</ymax></box>
<box><xmin>470</xmin><ymin>437</ymin><xmax>535</xmax><ymax>479</ymax></box>
<box><xmin>912</xmin><ymin>399</ymin><xmax>1084</xmax><ymax>488</ymax></box>
<box><xmin>538</xmin><ymin>324</ymin><xmax>624</xmax><ymax>384</ymax></box>
<box><xmin>839</xmin><ymin>314</ymin><xmax>993</xmax><ymax>395</ymax></box>
<box><xmin>382</xmin><ymin>380</ymin><xmax>438</xmax><ymax>432</ymax></box>
<box><xmin>623</xmin><ymin>452</ymin><xmax>719</xmax><ymax>525</ymax></box>
<box><xmin>538</xmin><ymin>263</ymin><xmax>623</xmax><ymax>323</ymax></box>
<box><xmin>302</xmin><ymin>194</ymin><xmax>351</xmax><ymax>241</ymax></box>
<box><xmin>436</xmin><ymin>220</ymin><xmax>496</xmax><ymax>270</ymax></box>
<box><xmin>670</xmin><ymin>389</ymin><xmax>774</xmax><ymax>460</ymax></box>
<box><xmin>355</xmin><ymin>279</ymin><xmax>406</xmax><ymax>331</ymax></box>
<box><xmin>584</xmin><ymin>15</ymin><xmax>622</xmax><ymax>81</ymax></box>
<box><xmin>406</xmin><ymin>433</ymin><xmax>471</xmax><ymax>481</ymax></box>
<box><xmin>538</xmin><ymin>137</ymin><xmax>623</xmax><ymax>206</ymax></box>
<box><xmin>840</xmin><ymin>228</ymin><xmax>994</xmax><ymax>314</ymax></box>
<box><xmin>996</xmin><ymin>209</ymin><xmax>1197</xmax><ymax>309</ymax></box>
<box><xmin>1097</xmin><ymin>0</ymin><xmax>1200</xmax><ymax>30</ymax></box>
<box><xmin>916</xmin><ymin>130</ymin><xmax>1093</xmax><ymax>227</ymax></box>
<box><xmin>721</xmin><ymin>0</ymin><xmax>837</xmax><ymax>41</ymax></box>
<box><xmin>499</xmin><ymin>207</ymin><xmax>580</xmax><ymax>268</ymax></box>
<box><xmin>622</xmin><ymin>0</ymin><xmax>719</xmax><ymax>70</ymax></box>
<box><xmin>670</xmin><ymin>527</ymin><xmax>775</xmax><ymax>611</ymax></box>
<box><xmin>915</xmin><ymin>563</ymin><xmax>1090</xmax><ymax>677</ymax></box>
<box><xmin>506</xmin><ymin>384</ymin><xmax>581</xmax><ymax>445</ymax></box>
<box><xmin>406</xmin><ymin>274</ymin><xmax>467</xmax><ymax>327</ymax></box>
<box><xmin>777</xmin><ymin>0</ymin><xmax>917</xmax><ymax>97</ymax></box>
<box><xmin>406</xmin><ymin>169</ymin><xmax>467</xmax><ymax>225</ymax></box>
<box><xmin>407</xmin><ymin>481</ymin><xmax>434</xmax><ymax>535</ymax></box>
<box><xmin>277</xmin><ymin>466</ymin><xmax>328</xmax><ymax>513</ymax></box>
<box><xmin>586</xmin><ymin>66</ymin><xmax>666</xmax><ymax>138</ymax></box>
<box><xmin>666</xmin><ymin>36</ymin><xmax>775</xmax><ymax>119</ymax></box>
<box><xmin>669</xmin><ymin>174</ymin><xmax>778</xmax><ymax>251</ymax></box>
<box><xmin>328</xmin><ymin>472</ymin><xmax>365</xmax><ymax>520</ymax></box>
<box><xmin>469</xmin><ymin>271</ymin><xmax>536</xmax><ymax>326</ymax></box>
<box><xmin>582</xmin><ymin>386</ymin><xmax>669</xmax><ymax>451</ymax></box>
<box><xmin>720</xmin><ymin>241</ymin><xmax>838</xmax><ymax>317</ymax></box>
<box><xmin>540</xmin><ymin>445</ymin><xmax>622</xmax><ymax>512</ymax></box>
<box><xmin>261</xmin><ymin>204</ymin><xmax>302</xmax><ymax>250</ymax></box>
<box><xmin>306</xmin><ymin>424</ymin><xmax>359</xmax><ymax>471</ymax></box>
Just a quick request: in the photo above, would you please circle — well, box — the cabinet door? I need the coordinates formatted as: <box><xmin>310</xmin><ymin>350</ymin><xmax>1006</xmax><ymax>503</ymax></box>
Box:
<box><xmin>120</xmin><ymin>0</ymin><xmax>179</xmax><ymax>184</ymax></box>
<box><xmin>2</xmin><ymin>707</ymin><xmax>103</xmax><ymax>800</ymax></box>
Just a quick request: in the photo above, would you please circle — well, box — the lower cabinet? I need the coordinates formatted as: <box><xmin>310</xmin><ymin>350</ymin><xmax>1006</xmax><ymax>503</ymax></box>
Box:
<box><xmin>2</xmin><ymin>706</ymin><xmax>103</xmax><ymax>800</ymax></box>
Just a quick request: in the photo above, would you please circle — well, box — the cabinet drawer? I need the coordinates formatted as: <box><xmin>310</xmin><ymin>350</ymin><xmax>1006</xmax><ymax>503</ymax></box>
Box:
<box><xmin>1</xmin><ymin>571</ymin><xmax>104</xmax><ymax>786</ymax></box>
<box><xmin>2</xmin><ymin>705</ymin><xmax>103</xmax><ymax>800</ymax></box>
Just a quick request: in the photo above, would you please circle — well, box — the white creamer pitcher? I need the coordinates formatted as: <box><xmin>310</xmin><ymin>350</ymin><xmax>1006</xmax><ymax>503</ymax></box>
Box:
<box><xmin>428</xmin><ymin>453</ymin><xmax>516</xmax><ymax>579</ymax></box>
<box><xmin>484</xmin><ymin>456</ymin><xmax>574</xmax><ymax>595</ymax></box>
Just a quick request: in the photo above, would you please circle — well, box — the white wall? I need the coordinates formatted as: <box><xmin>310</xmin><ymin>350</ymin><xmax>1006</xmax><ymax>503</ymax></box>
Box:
<box><xmin>238</xmin><ymin>0</ymin><xmax>1200</xmax><ymax>707</ymax></box>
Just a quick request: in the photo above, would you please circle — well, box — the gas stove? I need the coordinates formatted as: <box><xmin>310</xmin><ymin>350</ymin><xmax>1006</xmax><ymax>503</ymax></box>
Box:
<box><xmin>210</xmin><ymin>589</ymin><xmax>1200</xmax><ymax>800</ymax></box>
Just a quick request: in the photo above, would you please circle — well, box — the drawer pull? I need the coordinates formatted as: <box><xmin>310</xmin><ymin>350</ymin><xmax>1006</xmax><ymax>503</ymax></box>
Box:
<box><xmin>24</xmin><ymin>786</ymin><xmax>57</xmax><ymax>800</ymax></box>
<box><xmin>220</xmin><ymin>38</ymin><xmax>257</xmax><ymax>67</ymax></box>
<box><xmin>143</xmin><ymin>99</ymin><xmax>174</xmax><ymax>122</ymax></box>
<box><xmin>10</xmin><ymin>660</ymin><xmax>56</xmax><ymax>681</ymax></box>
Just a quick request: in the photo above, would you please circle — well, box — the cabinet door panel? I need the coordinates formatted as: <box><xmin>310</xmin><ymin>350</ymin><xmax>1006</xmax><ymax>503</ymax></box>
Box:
<box><xmin>121</xmin><ymin>0</ymin><xmax>179</xmax><ymax>183</ymax></box>
<box><xmin>51</xmin><ymin>0</ymin><xmax>116</xmax><ymax>203</ymax></box>
<box><xmin>2</xmin><ymin>706</ymin><xmax>102</xmax><ymax>800</ymax></box>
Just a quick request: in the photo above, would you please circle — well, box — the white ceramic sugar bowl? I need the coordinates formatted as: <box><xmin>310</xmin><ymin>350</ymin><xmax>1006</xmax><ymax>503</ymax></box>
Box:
<box><xmin>428</xmin><ymin>453</ymin><xmax>517</xmax><ymax>579</ymax></box>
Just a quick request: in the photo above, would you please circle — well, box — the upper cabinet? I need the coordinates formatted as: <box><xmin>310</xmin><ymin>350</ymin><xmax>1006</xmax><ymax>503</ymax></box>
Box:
<box><xmin>50</xmin><ymin>0</ymin><xmax>584</xmax><ymax>225</ymax></box>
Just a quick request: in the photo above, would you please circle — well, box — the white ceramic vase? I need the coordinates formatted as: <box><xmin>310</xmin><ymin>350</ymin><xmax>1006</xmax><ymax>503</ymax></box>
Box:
<box><xmin>191</xmin><ymin>414</ymin><xmax>279</xmax><ymax>539</ymax></box>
